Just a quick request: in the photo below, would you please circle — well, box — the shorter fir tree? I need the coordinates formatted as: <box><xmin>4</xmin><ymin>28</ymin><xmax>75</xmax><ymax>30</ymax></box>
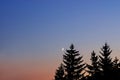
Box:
<box><xmin>112</xmin><ymin>57</ymin><xmax>120</xmax><ymax>80</ymax></box>
<box><xmin>54</xmin><ymin>63</ymin><xmax>65</xmax><ymax>80</ymax></box>
<box><xmin>113</xmin><ymin>57</ymin><xmax>120</xmax><ymax>70</ymax></box>
<box><xmin>87</xmin><ymin>51</ymin><xmax>100</xmax><ymax>80</ymax></box>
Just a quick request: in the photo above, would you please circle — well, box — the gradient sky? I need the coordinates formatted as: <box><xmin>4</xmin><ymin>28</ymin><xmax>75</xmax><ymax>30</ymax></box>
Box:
<box><xmin>1</xmin><ymin>0</ymin><xmax>120</xmax><ymax>80</ymax></box>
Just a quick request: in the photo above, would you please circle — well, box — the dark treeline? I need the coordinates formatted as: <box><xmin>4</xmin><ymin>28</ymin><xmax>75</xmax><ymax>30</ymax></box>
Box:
<box><xmin>54</xmin><ymin>43</ymin><xmax>120</xmax><ymax>80</ymax></box>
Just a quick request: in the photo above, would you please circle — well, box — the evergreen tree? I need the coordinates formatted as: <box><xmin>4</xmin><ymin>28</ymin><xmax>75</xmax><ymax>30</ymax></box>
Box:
<box><xmin>54</xmin><ymin>43</ymin><xmax>120</xmax><ymax>80</ymax></box>
<box><xmin>113</xmin><ymin>57</ymin><xmax>120</xmax><ymax>69</ymax></box>
<box><xmin>63</xmin><ymin>44</ymin><xmax>85</xmax><ymax>80</ymax></box>
<box><xmin>112</xmin><ymin>57</ymin><xmax>120</xmax><ymax>80</ymax></box>
<box><xmin>99</xmin><ymin>43</ymin><xmax>113</xmax><ymax>80</ymax></box>
<box><xmin>87</xmin><ymin>51</ymin><xmax>100</xmax><ymax>80</ymax></box>
<box><xmin>54</xmin><ymin>63</ymin><xmax>65</xmax><ymax>80</ymax></box>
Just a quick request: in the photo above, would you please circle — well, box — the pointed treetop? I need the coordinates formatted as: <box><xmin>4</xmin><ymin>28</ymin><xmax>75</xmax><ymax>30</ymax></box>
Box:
<box><xmin>104</xmin><ymin>42</ymin><xmax>111</xmax><ymax>49</ymax></box>
<box><xmin>70</xmin><ymin>44</ymin><xmax>74</xmax><ymax>50</ymax></box>
<box><xmin>91</xmin><ymin>50</ymin><xmax>95</xmax><ymax>56</ymax></box>
<box><xmin>105</xmin><ymin>42</ymin><xmax>108</xmax><ymax>47</ymax></box>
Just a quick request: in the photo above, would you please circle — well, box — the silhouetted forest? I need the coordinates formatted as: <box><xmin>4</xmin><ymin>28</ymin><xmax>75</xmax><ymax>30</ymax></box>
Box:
<box><xmin>54</xmin><ymin>43</ymin><xmax>120</xmax><ymax>80</ymax></box>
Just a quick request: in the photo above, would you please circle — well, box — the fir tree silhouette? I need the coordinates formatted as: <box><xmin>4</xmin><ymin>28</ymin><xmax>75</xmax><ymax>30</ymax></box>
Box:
<box><xmin>54</xmin><ymin>43</ymin><xmax>120</xmax><ymax>80</ymax></box>
<box><xmin>113</xmin><ymin>57</ymin><xmax>120</xmax><ymax>70</ymax></box>
<box><xmin>99</xmin><ymin>43</ymin><xmax>113</xmax><ymax>80</ymax></box>
<box><xmin>112</xmin><ymin>57</ymin><xmax>120</xmax><ymax>80</ymax></box>
<box><xmin>63</xmin><ymin>44</ymin><xmax>85</xmax><ymax>80</ymax></box>
<box><xmin>87</xmin><ymin>51</ymin><xmax>100</xmax><ymax>80</ymax></box>
<box><xmin>54</xmin><ymin>63</ymin><xmax>65</xmax><ymax>80</ymax></box>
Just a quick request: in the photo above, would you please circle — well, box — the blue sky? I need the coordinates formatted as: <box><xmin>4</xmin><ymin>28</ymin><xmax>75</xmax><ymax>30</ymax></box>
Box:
<box><xmin>1</xmin><ymin>0</ymin><xmax>120</xmax><ymax>61</ymax></box>
<box><xmin>1</xmin><ymin>1</ymin><xmax>120</xmax><ymax>80</ymax></box>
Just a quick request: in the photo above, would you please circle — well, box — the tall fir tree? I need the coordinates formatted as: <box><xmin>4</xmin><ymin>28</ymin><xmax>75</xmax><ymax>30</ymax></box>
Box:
<box><xmin>54</xmin><ymin>63</ymin><xmax>65</xmax><ymax>80</ymax></box>
<box><xmin>63</xmin><ymin>44</ymin><xmax>85</xmax><ymax>80</ymax></box>
<box><xmin>99</xmin><ymin>43</ymin><xmax>113</xmax><ymax>80</ymax></box>
<box><xmin>87</xmin><ymin>51</ymin><xmax>100</xmax><ymax>80</ymax></box>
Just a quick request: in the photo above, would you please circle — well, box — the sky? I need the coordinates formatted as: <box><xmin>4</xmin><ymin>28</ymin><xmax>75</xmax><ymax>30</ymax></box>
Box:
<box><xmin>1</xmin><ymin>0</ymin><xmax>120</xmax><ymax>80</ymax></box>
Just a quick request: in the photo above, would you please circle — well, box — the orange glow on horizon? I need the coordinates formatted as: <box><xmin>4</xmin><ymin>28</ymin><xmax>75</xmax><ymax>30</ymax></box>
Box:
<box><xmin>0</xmin><ymin>58</ymin><xmax>58</xmax><ymax>80</ymax></box>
